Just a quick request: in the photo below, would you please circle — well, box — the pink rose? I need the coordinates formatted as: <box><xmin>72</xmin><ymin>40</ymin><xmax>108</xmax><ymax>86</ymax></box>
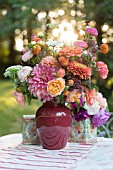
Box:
<box><xmin>96</xmin><ymin>92</ymin><xmax>107</xmax><ymax>109</ymax></box>
<box><xmin>12</xmin><ymin>91</ymin><xmax>26</xmax><ymax>106</ymax></box>
<box><xmin>57</xmin><ymin>68</ymin><xmax>65</xmax><ymax>78</ymax></box>
<box><xmin>96</xmin><ymin>61</ymin><xmax>108</xmax><ymax>79</ymax></box>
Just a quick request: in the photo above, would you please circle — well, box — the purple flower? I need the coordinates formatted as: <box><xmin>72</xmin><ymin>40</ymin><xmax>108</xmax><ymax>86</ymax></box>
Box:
<box><xmin>74</xmin><ymin>108</ymin><xmax>89</xmax><ymax>122</ymax></box>
<box><xmin>91</xmin><ymin>110</ymin><xmax>110</xmax><ymax>127</ymax></box>
<box><xmin>85</xmin><ymin>28</ymin><xmax>98</xmax><ymax>37</ymax></box>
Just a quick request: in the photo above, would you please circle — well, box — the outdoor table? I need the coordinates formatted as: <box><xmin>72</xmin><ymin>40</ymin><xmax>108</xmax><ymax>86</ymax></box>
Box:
<box><xmin>0</xmin><ymin>133</ymin><xmax>113</xmax><ymax>170</ymax></box>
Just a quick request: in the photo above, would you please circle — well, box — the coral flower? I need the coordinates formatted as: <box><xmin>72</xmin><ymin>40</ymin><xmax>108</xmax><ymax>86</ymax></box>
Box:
<box><xmin>96</xmin><ymin>61</ymin><xmax>108</xmax><ymax>79</ymax></box>
<box><xmin>59</xmin><ymin>46</ymin><xmax>82</xmax><ymax>58</ymax></box>
<box><xmin>57</xmin><ymin>68</ymin><xmax>65</xmax><ymax>78</ymax></box>
<box><xmin>28</xmin><ymin>64</ymin><xmax>56</xmax><ymax>102</ymax></box>
<box><xmin>41</xmin><ymin>56</ymin><xmax>59</xmax><ymax>67</ymax></box>
<box><xmin>59</xmin><ymin>56</ymin><xmax>69</xmax><ymax>66</ymax></box>
<box><xmin>67</xmin><ymin>61</ymin><xmax>92</xmax><ymax>79</ymax></box>
<box><xmin>100</xmin><ymin>44</ymin><xmax>109</xmax><ymax>54</ymax></box>
<box><xmin>66</xmin><ymin>89</ymin><xmax>81</xmax><ymax>103</ymax></box>
<box><xmin>47</xmin><ymin>78</ymin><xmax>65</xmax><ymax>97</ymax></box>
<box><xmin>86</xmin><ymin>89</ymin><xmax>96</xmax><ymax>105</ymax></box>
<box><xmin>32</xmin><ymin>45</ymin><xmax>41</xmax><ymax>55</ymax></box>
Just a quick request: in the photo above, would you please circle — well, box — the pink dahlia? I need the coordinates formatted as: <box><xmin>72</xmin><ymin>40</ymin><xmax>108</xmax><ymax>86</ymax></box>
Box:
<box><xmin>67</xmin><ymin>61</ymin><xmax>92</xmax><ymax>79</ymax></box>
<box><xmin>85</xmin><ymin>27</ymin><xmax>98</xmax><ymax>37</ymax></box>
<box><xmin>28</xmin><ymin>64</ymin><xmax>57</xmax><ymax>102</ymax></box>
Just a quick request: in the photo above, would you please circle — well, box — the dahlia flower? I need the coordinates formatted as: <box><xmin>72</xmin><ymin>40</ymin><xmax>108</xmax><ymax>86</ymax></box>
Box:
<box><xmin>47</xmin><ymin>78</ymin><xmax>65</xmax><ymax>97</ymax></box>
<box><xmin>59</xmin><ymin>46</ymin><xmax>82</xmax><ymax>58</ymax></box>
<box><xmin>22</xmin><ymin>50</ymin><xmax>34</xmax><ymax>62</ymax></box>
<box><xmin>85</xmin><ymin>27</ymin><xmax>98</xmax><ymax>37</ymax></box>
<box><xmin>74</xmin><ymin>40</ymin><xmax>88</xmax><ymax>48</ymax></box>
<box><xmin>91</xmin><ymin>109</ymin><xmax>110</xmax><ymax>127</ymax></box>
<box><xmin>67</xmin><ymin>61</ymin><xmax>92</xmax><ymax>79</ymax></box>
<box><xmin>17</xmin><ymin>66</ymin><xmax>33</xmax><ymax>82</ymax></box>
<box><xmin>28</xmin><ymin>64</ymin><xmax>57</xmax><ymax>102</ymax></box>
<box><xmin>41</xmin><ymin>56</ymin><xmax>59</xmax><ymax>67</ymax></box>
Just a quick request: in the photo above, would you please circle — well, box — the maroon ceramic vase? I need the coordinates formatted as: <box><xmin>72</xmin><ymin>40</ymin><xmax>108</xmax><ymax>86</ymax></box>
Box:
<box><xmin>36</xmin><ymin>101</ymin><xmax>72</xmax><ymax>150</ymax></box>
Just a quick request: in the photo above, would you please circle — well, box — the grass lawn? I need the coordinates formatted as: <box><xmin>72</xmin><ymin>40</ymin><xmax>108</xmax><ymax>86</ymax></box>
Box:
<box><xmin>0</xmin><ymin>79</ymin><xmax>42</xmax><ymax>137</ymax></box>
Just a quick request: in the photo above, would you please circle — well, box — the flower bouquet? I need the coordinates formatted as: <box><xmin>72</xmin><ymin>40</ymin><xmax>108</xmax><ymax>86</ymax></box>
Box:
<box><xmin>4</xmin><ymin>21</ymin><xmax>110</xmax><ymax>144</ymax></box>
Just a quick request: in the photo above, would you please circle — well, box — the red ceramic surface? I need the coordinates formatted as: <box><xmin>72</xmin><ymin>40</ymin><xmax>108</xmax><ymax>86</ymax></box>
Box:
<box><xmin>36</xmin><ymin>101</ymin><xmax>72</xmax><ymax>150</ymax></box>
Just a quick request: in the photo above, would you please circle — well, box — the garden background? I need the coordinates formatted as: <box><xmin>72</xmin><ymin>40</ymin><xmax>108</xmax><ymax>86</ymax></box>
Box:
<box><xmin>0</xmin><ymin>0</ymin><xmax>113</xmax><ymax>136</ymax></box>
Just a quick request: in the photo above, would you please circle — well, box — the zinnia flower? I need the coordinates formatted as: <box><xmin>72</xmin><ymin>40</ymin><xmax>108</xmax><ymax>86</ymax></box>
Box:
<box><xmin>74</xmin><ymin>108</ymin><xmax>89</xmax><ymax>122</ymax></box>
<box><xmin>21</xmin><ymin>50</ymin><xmax>34</xmax><ymax>62</ymax></box>
<box><xmin>100</xmin><ymin>44</ymin><xmax>109</xmax><ymax>54</ymax></box>
<box><xmin>47</xmin><ymin>78</ymin><xmax>65</xmax><ymax>97</ymax></box>
<box><xmin>91</xmin><ymin>109</ymin><xmax>110</xmax><ymax>127</ymax></box>
<box><xmin>12</xmin><ymin>91</ymin><xmax>26</xmax><ymax>106</ymax></box>
<box><xmin>59</xmin><ymin>46</ymin><xmax>82</xmax><ymax>58</ymax></box>
<box><xmin>96</xmin><ymin>61</ymin><xmax>108</xmax><ymax>79</ymax></box>
<box><xmin>67</xmin><ymin>61</ymin><xmax>92</xmax><ymax>79</ymax></box>
<box><xmin>17</xmin><ymin>66</ymin><xmax>33</xmax><ymax>82</ymax></box>
<box><xmin>74</xmin><ymin>41</ymin><xmax>88</xmax><ymax>48</ymax></box>
<box><xmin>41</xmin><ymin>56</ymin><xmax>59</xmax><ymax>67</ymax></box>
<box><xmin>28</xmin><ymin>64</ymin><xmax>57</xmax><ymax>102</ymax></box>
<box><xmin>85</xmin><ymin>27</ymin><xmax>98</xmax><ymax>37</ymax></box>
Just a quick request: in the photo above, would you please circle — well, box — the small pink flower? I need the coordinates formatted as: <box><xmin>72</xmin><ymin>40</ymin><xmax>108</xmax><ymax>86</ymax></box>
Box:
<box><xmin>96</xmin><ymin>61</ymin><xmax>108</xmax><ymax>79</ymax></box>
<box><xmin>85</xmin><ymin>27</ymin><xmax>98</xmax><ymax>37</ymax></box>
<box><xmin>73</xmin><ymin>41</ymin><xmax>88</xmax><ymax>48</ymax></box>
<box><xmin>41</xmin><ymin>56</ymin><xmax>59</xmax><ymax>67</ymax></box>
<box><xmin>57</xmin><ymin>68</ymin><xmax>65</xmax><ymax>78</ymax></box>
<box><xmin>96</xmin><ymin>92</ymin><xmax>107</xmax><ymax>109</ymax></box>
<box><xmin>12</xmin><ymin>91</ymin><xmax>26</xmax><ymax>106</ymax></box>
<box><xmin>86</xmin><ymin>89</ymin><xmax>96</xmax><ymax>105</ymax></box>
<box><xmin>21</xmin><ymin>50</ymin><xmax>34</xmax><ymax>62</ymax></box>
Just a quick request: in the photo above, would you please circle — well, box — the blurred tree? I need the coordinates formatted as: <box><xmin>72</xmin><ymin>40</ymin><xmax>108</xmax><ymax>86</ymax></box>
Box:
<box><xmin>84</xmin><ymin>0</ymin><xmax>113</xmax><ymax>111</ymax></box>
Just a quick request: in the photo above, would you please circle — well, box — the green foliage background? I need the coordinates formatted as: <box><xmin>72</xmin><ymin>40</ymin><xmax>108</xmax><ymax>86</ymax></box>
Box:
<box><xmin>0</xmin><ymin>0</ymin><xmax>113</xmax><ymax>136</ymax></box>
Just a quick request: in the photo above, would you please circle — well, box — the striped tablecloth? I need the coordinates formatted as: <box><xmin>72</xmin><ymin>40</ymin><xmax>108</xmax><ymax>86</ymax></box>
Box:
<box><xmin>0</xmin><ymin>134</ymin><xmax>113</xmax><ymax>170</ymax></box>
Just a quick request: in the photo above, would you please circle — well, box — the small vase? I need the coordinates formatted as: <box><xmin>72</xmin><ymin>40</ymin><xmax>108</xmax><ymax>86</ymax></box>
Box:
<box><xmin>36</xmin><ymin>101</ymin><xmax>72</xmax><ymax>150</ymax></box>
<box><xmin>69</xmin><ymin>117</ymin><xmax>97</xmax><ymax>144</ymax></box>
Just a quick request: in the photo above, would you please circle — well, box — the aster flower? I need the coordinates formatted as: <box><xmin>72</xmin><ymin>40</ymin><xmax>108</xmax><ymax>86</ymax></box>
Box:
<box><xmin>85</xmin><ymin>27</ymin><xmax>98</xmax><ymax>37</ymax></box>
<box><xmin>91</xmin><ymin>109</ymin><xmax>110</xmax><ymax>127</ymax></box>
<box><xmin>28</xmin><ymin>64</ymin><xmax>57</xmax><ymax>102</ymax></box>
<box><xmin>17</xmin><ymin>66</ymin><xmax>33</xmax><ymax>82</ymax></box>
<box><xmin>67</xmin><ymin>61</ymin><xmax>92</xmax><ymax>79</ymax></box>
<box><xmin>59</xmin><ymin>46</ymin><xmax>82</xmax><ymax>58</ymax></box>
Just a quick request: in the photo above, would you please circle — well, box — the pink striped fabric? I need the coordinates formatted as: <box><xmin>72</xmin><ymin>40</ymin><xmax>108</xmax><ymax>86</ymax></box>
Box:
<box><xmin>1</xmin><ymin>134</ymin><xmax>113</xmax><ymax>170</ymax></box>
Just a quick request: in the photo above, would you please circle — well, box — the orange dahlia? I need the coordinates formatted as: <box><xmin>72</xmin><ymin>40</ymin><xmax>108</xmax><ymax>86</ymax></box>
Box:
<box><xmin>59</xmin><ymin>46</ymin><xmax>82</xmax><ymax>58</ymax></box>
<box><xmin>100</xmin><ymin>44</ymin><xmax>108</xmax><ymax>54</ymax></box>
<box><xmin>67</xmin><ymin>61</ymin><xmax>92</xmax><ymax>79</ymax></box>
